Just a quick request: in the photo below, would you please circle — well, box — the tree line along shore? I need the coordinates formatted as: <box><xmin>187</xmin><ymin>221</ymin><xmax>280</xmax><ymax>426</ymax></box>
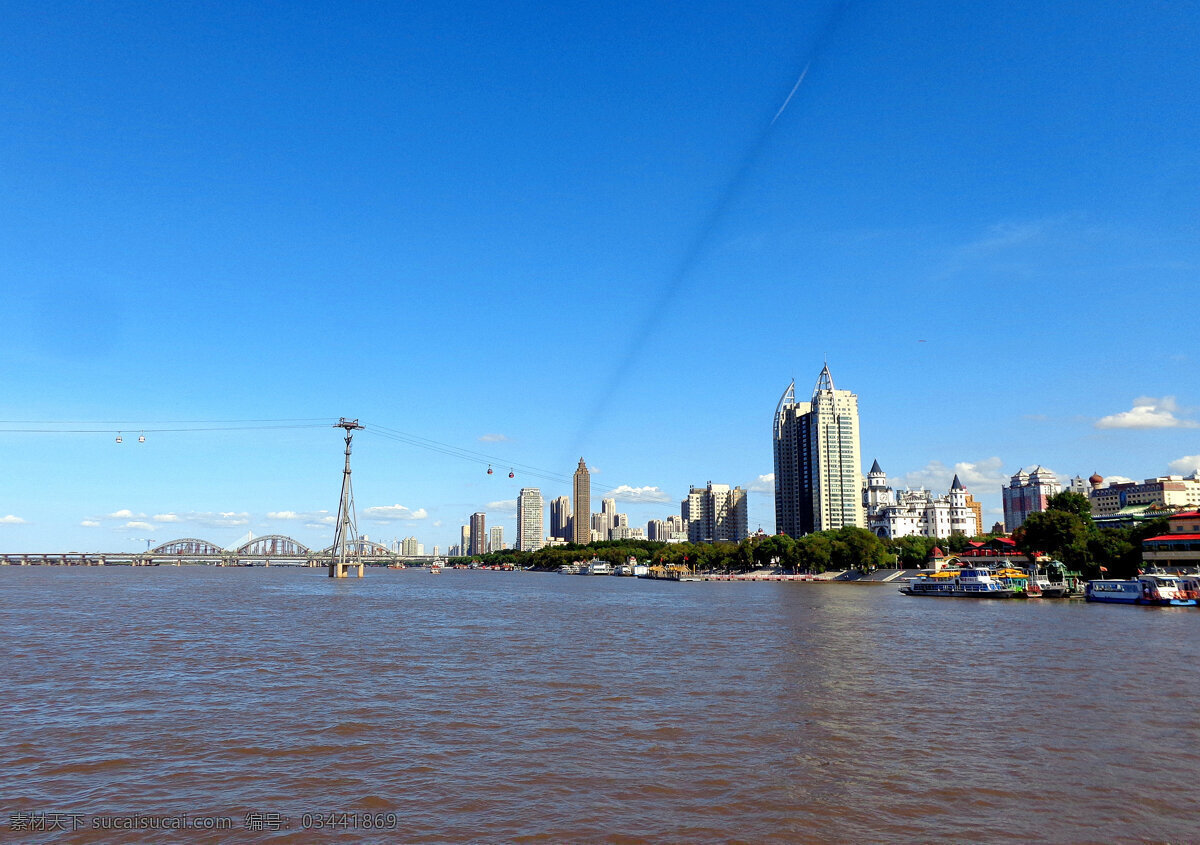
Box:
<box><xmin>447</xmin><ymin>493</ymin><xmax>1162</xmax><ymax>580</ymax></box>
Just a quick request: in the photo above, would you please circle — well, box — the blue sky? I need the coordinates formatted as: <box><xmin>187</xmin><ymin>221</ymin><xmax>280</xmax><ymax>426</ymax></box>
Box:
<box><xmin>2</xmin><ymin>1</ymin><xmax>1198</xmax><ymax>551</ymax></box>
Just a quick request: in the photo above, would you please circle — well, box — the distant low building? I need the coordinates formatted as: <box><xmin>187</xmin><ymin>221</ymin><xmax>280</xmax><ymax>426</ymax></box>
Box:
<box><xmin>1088</xmin><ymin>473</ymin><xmax>1200</xmax><ymax>517</ymax></box>
<box><xmin>647</xmin><ymin>518</ymin><xmax>688</xmax><ymax>542</ymax></box>
<box><xmin>1141</xmin><ymin>510</ymin><xmax>1200</xmax><ymax>571</ymax></box>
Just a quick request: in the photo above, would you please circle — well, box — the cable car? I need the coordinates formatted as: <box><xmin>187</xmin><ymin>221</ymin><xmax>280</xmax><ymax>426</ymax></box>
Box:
<box><xmin>137</xmin><ymin>432</ymin><xmax>146</xmax><ymax>443</ymax></box>
<box><xmin>487</xmin><ymin>465</ymin><xmax>493</xmax><ymax>475</ymax></box>
<box><xmin>115</xmin><ymin>432</ymin><xmax>123</xmax><ymax>444</ymax></box>
<box><xmin>508</xmin><ymin>469</ymin><xmax>515</xmax><ymax>478</ymax></box>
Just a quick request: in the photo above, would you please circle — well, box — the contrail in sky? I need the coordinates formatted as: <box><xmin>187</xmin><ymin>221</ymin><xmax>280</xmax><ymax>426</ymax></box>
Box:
<box><xmin>570</xmin><ymin>1</ymin><xmax>854</xmax><ymax>460</ymax></box>
<box><xmin>770</xmin><ymin>63</ymin><xmax>810</xmax><ymax>126</ymax></box>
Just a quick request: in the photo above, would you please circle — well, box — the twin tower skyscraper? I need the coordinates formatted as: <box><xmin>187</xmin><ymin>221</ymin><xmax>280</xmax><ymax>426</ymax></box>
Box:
<box><xmin>773</xmin><ymin>363</ymin><xmax>865</xmax><ymax>537</ymax></box>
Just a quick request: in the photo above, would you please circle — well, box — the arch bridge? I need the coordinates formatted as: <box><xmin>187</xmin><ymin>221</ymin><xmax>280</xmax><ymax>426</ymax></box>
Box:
<box><xmin>0</xmin><ymin>536</ymin><xmax>421</xmax><ymax>567</ymax></box>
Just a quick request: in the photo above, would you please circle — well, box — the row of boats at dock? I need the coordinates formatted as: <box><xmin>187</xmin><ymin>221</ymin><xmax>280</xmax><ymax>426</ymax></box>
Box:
<box><xmin>900</xmin><ymin>560</ymin><xmax>1200</xmax><ymax>606</ymax></box>
<box><xmin>557</xmin><ymin>560</ymin><xmax>704</xmax><ymax>580</ymax></box>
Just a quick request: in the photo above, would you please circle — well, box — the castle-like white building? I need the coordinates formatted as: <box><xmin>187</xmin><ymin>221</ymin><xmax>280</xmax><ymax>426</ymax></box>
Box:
<box><xmin>864</xmin><ymin>460</ymin><xmax>979</xmax><ymax>539</ymax></box>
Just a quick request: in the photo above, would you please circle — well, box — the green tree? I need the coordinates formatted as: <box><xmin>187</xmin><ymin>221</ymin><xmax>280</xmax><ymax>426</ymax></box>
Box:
<box><xmin>1046</xmin><ymin>491</ymin><xmax>1094</xmax><ymax>525</ymax></box>
<box><xmin>830</xmin><ymin>526</ymin><xmax>890</xmax><ymax>571</ymax></box>
<box><xmin>795</xmin><ymin>533</ymin><xmax>834</xmax><ymax>573</ymax></box>
<box><xmin>888</xmin><ymin>535</ymin><xmax>939</xmax><ymax>568</ymax></box>
<box><xmin>1014</xmin><ymin>509</ymin><xmax>1092</xmax><ymax>572</ymax></box>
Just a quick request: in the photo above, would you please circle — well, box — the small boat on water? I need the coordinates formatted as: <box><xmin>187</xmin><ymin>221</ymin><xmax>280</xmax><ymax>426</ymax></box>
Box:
<box><xmin>899</xmin><ymin>567</ymin><xmax>1020</xmax><ymax>598</ymax></box>
<box><xmin>1086</xmin><ymin>574</ymin><xmax>1198</xmax><ymax>606</ymax></box>
<box><xmin>1024</xmin><ymin>559</ymin><xmax>1078</xmax><ymax>598</ymax></box>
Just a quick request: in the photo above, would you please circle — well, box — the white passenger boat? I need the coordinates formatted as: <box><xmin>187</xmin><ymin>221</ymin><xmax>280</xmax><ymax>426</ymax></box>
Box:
<box><xmin>1087</xmin><ymin>574</ymin><xmax>1198</xmax><ymax>606</ymax></box>
<box><xmin>899</xmin><ymin>567</ymin><xmax>1020</xmax><ymax>598</ymax></box>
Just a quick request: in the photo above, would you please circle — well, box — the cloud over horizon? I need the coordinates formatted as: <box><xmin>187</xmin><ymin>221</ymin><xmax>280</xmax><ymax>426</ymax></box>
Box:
<box><xmin>748</xmin><ymin>473</ymin><xmax>774</xmax><ymax>493</ymax></box>
<box><xmin>0</xmin><ymin>515</ymin><xmax>27</xmax><ymax>525</ymax></box>
<box><xmin>1096</xmin><ymin>396</ymin><xmax>1198</xmax><ymax>430</ymax></box>
<box><xmin>362</xmin><ymin>504</ymin><xmax>428</xmax><ymax>522</ymax></box>
<box><xmin>487</xmin><ymin>499</ymin><xmax>518</xmax><ymax>515</ymax></box>
<box><xmin>267</xmin><ymin>510</ymin><xmax>333</xmax><ymax>525</ymax></box>
<box><xmin>899</xmin><ymin>457</ymin><xmax>1009</xmax><ymax>494</ymax></box>
<box><xmin>604</xmin><ymin>485</ymin><xmax>671</xmax><ymax>504</ymax></box>
<box><xmin>1168</xmin><ymin>455</ymin><xmax>1200</xmax><ymax>475</ymax></box>
<box><xmin>478</xmin><ymin>433</ymin><xmax>509</xmax><ymax>442</ymax></box>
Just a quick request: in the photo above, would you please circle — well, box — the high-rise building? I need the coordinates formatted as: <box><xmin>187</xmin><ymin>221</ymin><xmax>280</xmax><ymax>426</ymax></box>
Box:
<box><xmin>572</xmin><ymin>458</ymin><xmax>591</xmax><ymax>545</ymax></box>
<box><xmin>489</xmin><ymin>525</ymin><xmax>504</xmax><ymax>552</ymax></box>
<box><xmin>1002</xmin><ymin>466</ymin><xmax>1061</xmax><ymax>532</ymax></box>
<box><xmin>459</xmin><ymin>525</ymin><xmax>470</xmax><ymax>557</ymax></box>
<box><xmin>773</xmin><ymin>364</ymin><xmax>865</xmax><ymax>536</ymax></box>
<box><xmin>683</xmin><ymin>482</ymin><xmax>749</xmax><ymax>543</ymax></box>
<box><xmin>550</xmin><ymin>496</ymin><xmax>571</xmax><ymax>540</ymax></box>
<box><xmin>469</xmin><ymin>513</ymin><xmax>486</xmax><ymax>556</ymax></box>
<box><xmin>517</xmin><ymin>487</ymin><xmax>545</xmax><ymax>552</ymax></box>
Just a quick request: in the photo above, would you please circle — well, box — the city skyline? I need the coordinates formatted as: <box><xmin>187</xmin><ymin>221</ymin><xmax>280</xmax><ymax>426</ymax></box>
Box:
<box><xmin>2</xmin><ymin>2</ymin><xmax>1198</xmax><ymax>551</ymax></box>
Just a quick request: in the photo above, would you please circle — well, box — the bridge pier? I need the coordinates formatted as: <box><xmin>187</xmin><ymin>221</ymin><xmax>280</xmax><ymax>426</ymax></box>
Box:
<box><xmin>328</xmin><ymin>560</ymin><xmax>364</xmax><ymax>578</ymax></box>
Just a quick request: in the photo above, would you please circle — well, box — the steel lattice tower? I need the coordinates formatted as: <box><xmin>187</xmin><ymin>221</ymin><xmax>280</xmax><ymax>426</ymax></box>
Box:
<box><xmin>329</xmin><ymin>418</ymin><xmax>365</xmax><ymax>578</ymax></box>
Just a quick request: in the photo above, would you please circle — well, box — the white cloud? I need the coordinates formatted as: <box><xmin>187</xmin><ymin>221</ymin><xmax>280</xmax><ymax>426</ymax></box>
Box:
<box><xmin>478</xmin><ymin>433</ymin><xmax>509</xmax><ymax>442</ymax></box>
<box><xmin>191</xmin><ymin>512</ymin><xmax>250</xmax><ymax>528</ymax></box>
<box><xmin>122</xmin><ymin>521</ymin><xmax>155</xmax><ymax>532</ymax></box>
<box><xmin>1168</xmin><ymin>455</ymin><xmax>1200</xmax><ymax>475</ymax></box>
<box><xmin>152</xmin><ymin>513</ymin><xmax>181</xmax><ymax>523</ymax></box>
<box><xmin>304</xmin><ymin>522</ymin><xmax>330</xmax><ymax>530</ymax></box>
<box><xmin>1102</xmin><ymin>475</ymin><xmax>1134</xmax><ymax>486</ymax></box>
<box><xmin>106</xmin><ymin>509</ymin><xmax>141</xmax><ymax>519</ymax></box>
<box><xmin>0</xmin><ymin>515</ymin><xmax>27</xmax><ymax>525</ymax></box>
<box><xmin>80</xmin><ymin>520</ymin><xmax>101</xmax><ymax>527</ymax></box>
<box><xmin>433</xmin><ymin>520</ymin><xmax>443</xmax><ymax>527</ymax></box>
<box><xmin>267</xmin><ymin>510</ymin><xmax>331</xmax><ymax>523</ymax></box>
<box><xmin>748</xmin><ymin>473</ymin><xmax>774</xmax><ymax>493</ymax></box>
<box><xmin>899</xmin><ymin>457</ymin><xmax>1008</xmax><ymax>493</ymax></box>
<box><xmin>1096</xmin><ymin>396</ymin><xmax>1198</xmax><ymax>430</ymax></box>
<box><xmin>603</xmin><ymin>485</ymin><xmax>671</xmax><ymax>504</ymax></box>
<box><xmin>362</xmin><ymin>504</ymin><xmax>428</xmax><ymax>522</ymax></box>
<box><xmin>487</xmin><ymin>499</ymin><xmax>518</xmax><ymax>515</ymax></box>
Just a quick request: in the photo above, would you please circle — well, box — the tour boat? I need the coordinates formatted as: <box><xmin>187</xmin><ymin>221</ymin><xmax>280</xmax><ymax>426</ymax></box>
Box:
<box><xmin>1025</xmin><ymin>559</ymin><xmax>1076</xmax><ymax>598</ymax></box>
<box><xmin>1086</xmin><ymin>574</ymin><xmax>1198</xmax><ymax>606</ymax></box>
<box><xmin>1084</xmin><ymin>579</ymin><xmax>1140</xmax><ymax>603</ymax></box>
<box><xmin>899</xmin><ymin>567</ymin><xmax>1020</xmax><ymax>598</ymax></box>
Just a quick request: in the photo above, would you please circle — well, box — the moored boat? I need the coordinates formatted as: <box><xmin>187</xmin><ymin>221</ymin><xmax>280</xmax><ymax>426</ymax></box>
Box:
<box><xmin>899</xmin><ymin>567</ymin><xmax>1020</xmax><ymax>598</ymax></box>
<box><xmin>1086</xmin><ymin>574</ymin><xmax>1198</xmax><ymax>606</ymax></box>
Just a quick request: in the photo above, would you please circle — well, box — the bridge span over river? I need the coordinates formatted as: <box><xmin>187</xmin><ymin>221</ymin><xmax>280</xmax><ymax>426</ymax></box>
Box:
<box><xmin>0</xmin><ymin>535</ymin><xmax>433</xmax><ymax>567</ymax></box>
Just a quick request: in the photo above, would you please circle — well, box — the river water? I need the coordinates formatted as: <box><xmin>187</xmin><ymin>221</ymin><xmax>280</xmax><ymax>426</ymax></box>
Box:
<box><xmin>2</xmin><ymin>566</ymin><xmax>1196</xmax><ymax>843</ymax></box>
